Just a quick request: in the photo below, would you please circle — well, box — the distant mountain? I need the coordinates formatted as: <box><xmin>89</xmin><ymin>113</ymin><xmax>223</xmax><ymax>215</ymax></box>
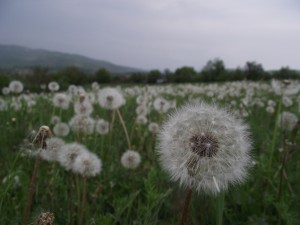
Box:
<box><xmin>0</xmin><ymin>44</ymin><xmax>143</xmax><ymax>73</ymax></box>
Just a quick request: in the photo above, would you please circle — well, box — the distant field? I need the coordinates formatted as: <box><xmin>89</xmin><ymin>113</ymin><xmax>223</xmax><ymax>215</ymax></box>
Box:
<box><xmin>0</xmin><ymin>81</ymin><xmax>300</xmax><ymax>225</ymax></box>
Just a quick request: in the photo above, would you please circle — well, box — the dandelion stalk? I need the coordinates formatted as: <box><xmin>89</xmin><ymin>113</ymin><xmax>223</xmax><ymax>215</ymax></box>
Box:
<box><xmin>116</xmin><ymin>108</ymin><xmax>132</xmax><ymax>149</ymax></box>
<box><xmin>180</xmin><ymin>188</ymin><xmax>193</xmax><ymax>225</ymax></box>
<box><xmin>78</xmin><ymin>176</ymin><xmax>87</xmax><ymax>225</ymax></box>
<box><xmin>22</xmin><ymin>126</ymin><xmax>52</xmax><ymax>225</ymax></box>
<box><xmin>216</xmin><ymin>192</ymin><xmax>225</xmax><ymax>225</ymax></box>
<box><xmin>68</xmin><ymin>174</ymin><xmax>74</xmax><ymax>225</ymax></box>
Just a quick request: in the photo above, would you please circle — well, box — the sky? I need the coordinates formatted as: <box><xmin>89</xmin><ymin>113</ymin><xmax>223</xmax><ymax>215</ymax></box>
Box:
<box><xmin>0</xmin><ymin>0</ymin><xmax>300</xmax><ymax>71</ymax></box>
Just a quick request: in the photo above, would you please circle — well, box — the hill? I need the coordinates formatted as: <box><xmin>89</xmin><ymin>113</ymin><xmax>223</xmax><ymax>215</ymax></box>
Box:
<box><xmin>0</xmin><ymin>44</ymin><xmax>143</xmax><ymax>73</ymax></box>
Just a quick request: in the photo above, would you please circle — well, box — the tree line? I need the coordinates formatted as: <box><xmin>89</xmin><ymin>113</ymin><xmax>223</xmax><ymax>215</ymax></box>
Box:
<box><xmin>0</xmin><ymin>58</ymin><xmax>299</xmax><ymax>92</ymax></box>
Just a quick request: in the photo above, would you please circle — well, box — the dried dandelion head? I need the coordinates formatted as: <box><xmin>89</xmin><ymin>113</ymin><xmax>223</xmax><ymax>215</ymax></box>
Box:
<box><xmin>34</xmin><ymin>211</ymin><xmax>55</xmax><ymax>225</ymax></box>
<box><xmin>98</xmin><ymin>87</ymin><xmax>125</xmax><ymax>110</ymax></box>
<box><xmin>121</xmin><ymin>150</ymin><xmax>141</xmax><ymax>169</ymax></box>
<box><xmin>32</xmin><ymin>126</ymin><xmax>53</xmax><ymax>149</ymax></box>
<box><xmin>157</xmin><ymin>102</ymin><xmax>252</xmax><ymax>195</ymax></box>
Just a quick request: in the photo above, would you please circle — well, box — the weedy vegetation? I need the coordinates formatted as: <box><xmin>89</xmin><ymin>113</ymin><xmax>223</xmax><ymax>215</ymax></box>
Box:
<box><xmin>0</xmin><ymin>80</ymin><xmax>300</xmax><ymax>225</ymax></box>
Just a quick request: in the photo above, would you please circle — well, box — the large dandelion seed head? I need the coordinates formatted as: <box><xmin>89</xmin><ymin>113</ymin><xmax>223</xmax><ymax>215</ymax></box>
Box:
<box><xmin>98</xmin><ymin>88</ymin><xmax>125</xmax><ymax>110</ymax></box>
<box><xmin>157</xmin><ymin>102</ymin><xmax>252</xmax><ymax>195</ymax></box>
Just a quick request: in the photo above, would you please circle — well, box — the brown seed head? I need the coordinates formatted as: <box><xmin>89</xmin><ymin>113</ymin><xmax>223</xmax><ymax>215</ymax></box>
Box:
<box><xmin>32</xmin><ymin>126</ymin><xmax>53</xmax><ymax>149</ymax></box>
<box><xmin>189</xmin><ymin>132</ymin><xmax>219</xmax><ymax>157</ymax></box>
<box><xmin>34</xmin><ymin>211</ymin><xmax>55</xmax><ymax>225</ymax></box>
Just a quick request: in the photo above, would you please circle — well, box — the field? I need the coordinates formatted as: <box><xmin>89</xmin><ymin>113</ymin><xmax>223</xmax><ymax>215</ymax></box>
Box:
<box><xmin>1</xmin><ymin>80</ymin><xmax>300</xmax><ymax>225</ymax></box>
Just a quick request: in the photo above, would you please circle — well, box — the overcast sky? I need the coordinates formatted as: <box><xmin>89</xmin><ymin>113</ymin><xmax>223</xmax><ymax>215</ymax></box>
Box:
<box><xmin>0</xmin><ymin>0</ymin><xmax>300</xmax><ymax>71</ymax></box>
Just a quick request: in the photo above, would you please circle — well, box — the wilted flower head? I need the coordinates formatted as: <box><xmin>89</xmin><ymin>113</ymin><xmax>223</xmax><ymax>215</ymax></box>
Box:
<box><xmin>48</xmin><ymin>81</ymin><xmax>60</xmax><ymax>92</ymax></box>
<box><xmin>34</xmin><ymin>211</ymin><xmax>55</xmax><ymax>225</ymax></box>
<box><xmin>9</xmin><ymin>80</ymin><xmax>24</xmax><ymax>94</ymax></box>
<box><xmin>95</xmin><ymin>119</ymin><xmax>109</xmax><ymax>135</ymax></box>
<box><xmin>72</xmin><ymin>151</ymin><xmax>102</xmax><ymax>177</ymax></box>
<box><xmin>121</xmin><ymin>150</ymin><xmax>141</xmax><ymax>169</ymax></box>
<box><xmin>278</xmin><ymin>111</ymin><xmax>298</xmax><ymax>131</ymax></box>
<box><xmin>98</xmin><ymin>87</ymin><xmax>125</xmax><ymax>110</ymax></box>
<box><xmin>157</xmin><ymin>102</ymin><xmax>252</xmax><ymax>195</ymax></box>
<box><xmin>53</xmin><ymin>122</ymin><xmax>70</xmax><ymax>137</ymax></box>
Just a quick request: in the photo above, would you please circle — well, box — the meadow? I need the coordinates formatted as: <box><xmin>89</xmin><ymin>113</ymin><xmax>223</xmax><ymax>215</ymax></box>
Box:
<box><xmin>0</xmin><ymin>80</ymin><xmax>300</xmax><ymax>225</ymax></box>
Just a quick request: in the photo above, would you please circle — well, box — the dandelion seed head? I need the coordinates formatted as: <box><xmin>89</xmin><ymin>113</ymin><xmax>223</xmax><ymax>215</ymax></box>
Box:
<box><xmin>72</xmin><ymin>151</ymin><xmax>102</xmax><ymax>177</ymax></box>
<box><xmin>9</xmin><ymin>80</ymin><xmax>24</xmax><ymax>94</ymax></box>
<box><xmin>98</xmin><ymin>88</ymin><xmax>125</xmax><ymax>110</ymax></box>
<box><xmin>157</xmin><ymin>102</ymin><xmax>252</xmax><ymax>195</ymax></box>
<box><xmin>121</xmin><ymin>150</ymin><xmax>141</xmax><ymax>169</ymax></box>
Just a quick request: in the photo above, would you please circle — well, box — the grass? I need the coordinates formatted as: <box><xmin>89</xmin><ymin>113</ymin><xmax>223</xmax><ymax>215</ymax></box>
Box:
<box><xmin>0</xmin><ymin>81</ymin><xmax>300</xmax><ymax>224</ymax></box>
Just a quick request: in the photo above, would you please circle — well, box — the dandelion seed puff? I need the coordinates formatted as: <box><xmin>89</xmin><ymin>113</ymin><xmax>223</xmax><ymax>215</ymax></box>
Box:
<box><xmin>0</xmin><ymin>98</ymin><xmax>8</xmax><ymax>111</ymax></box>
<box><xmin>52</xmin><ymin>93</ymin><xmax>70</xmax><ymax>109</ymax></box>
<box><xmin>278</xmin><ymin>111</ymin><xmax>298</xmax><ymax>131</ymax></box>
<box><xmin>95</xmin><ymin>119</ymin><xmax>109</xmax><ymax>135</ymax></box>
<box><xmin>57</xmin><ymin>143</ymin><xmax>88</xmax><ymax>171</ymax></box>
<box><xmin>282</xmin><ymin>96</ymin><xmax>293</xmax><ymax>107</ymax></box>
<box><xmin>266</xmin><ymin>106</ymin><xmax>275</xmax><ymax>114</ymax></box>
<box><xmin>98</xmin><ymin>87</ymin><xmax>125</xmax><ymax>110</ymax></box>
<box><xmin>9</xmin><ymin>80</ymin><xmax>24</xmax><ymax>94</ymax></box>
<box><xmin>53</xmin><ymin>122</ymin><xmax>70</xmax><ymax>137</ymax></box>
<box><xmin>157</xmin><ymin>102</ymin><xmax>252</xmax><ymax>195</ymax></box>
<box><xmin>72</xmin><ymin>151</ymin><xmax>102</xmax><ymax>177</ymax></box>
<box><xmin>136</xmin><ymin>105</ymin><xmax>148</xmax><ymax>116</ymax></box>
<box><xmin>148</xmin><ymin>122</ymin><xmax>159</xmax><ymax>133</ymax></box>
<box><xmin>69</xmin><ymin>114</ymin><xmax>95</xmax><ymax>135</ymax></box>
<box><xmin>153</xmin><ymin>97</ymin><xmax>170</xmax><ymax>113</ymax></box>
<box><xmin>39</xmin><ymin>137</ymin><xmax>65</xmax><ymax>161</ymax></box>
<box><xmin>121</xmin><ymin>150</ymin><xmax>141</xmax><ymax>169</ymax></box>
<box><xmin>74</xmin><ymin>100</ymin><xmax>93</xmax><ymax>115</ymax></box>
<box><xmin>136</xmin><ymin>115</ymin><xmax>148</xmax><ymax>124</ymax></box>
<box><xmin>48</xmin><ymin>81</ymin><xmax>60</xmax><ymax>92</ymax></box>
<box><xmin>50</xmin><ymin>116</ymin><xmax>61</xmax><ymax>125</ymax></box>
<box><xmin>2</xmin><ymin>87</ymin><xmax>10</xmax><ymax>95</ymax></box>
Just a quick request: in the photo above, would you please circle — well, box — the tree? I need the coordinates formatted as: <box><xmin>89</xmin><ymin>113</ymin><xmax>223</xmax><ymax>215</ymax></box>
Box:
<box><xmin>200</xmin><ymin>58</ymin><xmax>227</xmax><ymax>82</ymax></box>
<box><xmin>244</xmin><ymin>61</ymin><xmax>265</xmax><ymax>80</ymax></box>
<box><xmin>147</xmin><ymin>70</ymin><xmax>161</xmax><ymax>84</ymax></box>
<box><xmin>95</xmin><ymin>68</ymin><xmax>112</xmax><ymax>83</ymax></box>
<box><xmin>174</xmin><ymin>66</ymin><xmax>197</xmax><ymax>83</ymax></box>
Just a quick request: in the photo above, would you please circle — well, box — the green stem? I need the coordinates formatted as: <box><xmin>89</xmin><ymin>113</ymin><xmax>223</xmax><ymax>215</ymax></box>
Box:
<box><xmin>216</xmin><ymin>192</ymin><xmax>225</xmax><ymax>225</ymax></box>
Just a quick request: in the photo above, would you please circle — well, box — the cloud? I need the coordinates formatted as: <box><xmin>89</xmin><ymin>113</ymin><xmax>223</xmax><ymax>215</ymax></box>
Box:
<box><xmin>0</xmin><ymin>0</ymin><xmax>300</xmax><ymax>70</ymax></box>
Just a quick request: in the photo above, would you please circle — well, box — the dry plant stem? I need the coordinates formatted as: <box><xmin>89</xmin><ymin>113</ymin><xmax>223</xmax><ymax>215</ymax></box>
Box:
<box><xmin>78</xmin><ymin>176</ymin><xmax>87</xmax><ymax>225</ymax></box>
<box><xmin>76</xmin><ymin>175</ymin><xmax>81</xmax><ymax>222</ymax></box>
<box><xmin>116</xmin><ymin>108</ymin><xmax>132</xmax><ymax>149</ymax></box>
<box><xmin>22</xmin><ymin>155</ymin><xmax>41</xmax><ymax>225</ymax></box>
<box><xmin>180</xmin><ymin>188</ymin><xmax>193</xmax><ymax>225</ymax></box>
<box><xmin>68</xmin><ymin>174</ymin><xmax>74</xmax><ymax>225</ymax></box>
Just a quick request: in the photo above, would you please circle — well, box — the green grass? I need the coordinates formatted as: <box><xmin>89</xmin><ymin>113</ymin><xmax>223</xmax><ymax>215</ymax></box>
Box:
<box><xmin>0</xmin><ymin>82</ymin><xmax>300</xmax><ymax>225</ymax></box>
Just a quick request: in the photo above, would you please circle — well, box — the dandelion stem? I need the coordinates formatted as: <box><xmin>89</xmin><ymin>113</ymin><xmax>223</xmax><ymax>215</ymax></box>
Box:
<box><xmin>22</xmin><ymin>155</ymin><xmax>41</xmax><ymax>225</ymax></box>
<box><xmin>78</xmin><ymin>176</ymin><xmax>87</xmax><ymax>225</ymax></box>
<box><xmin>68</xmin><ymin>174</ymin><xmax>74</xmax><ymax>225</ymax></box>
<box><xmin>116</xmin><ymin>108</ymin><xmax>132</xmax><ymax>149</ymax></box>
<box><xmin>180</xmin><ymin>188</ymin><xmax>193</xmax><ymax>225</ymax></box>
<box><xmin>216</xmin><ymin>191</ymin><xmax>225</xmax><ymax>225</ymax></box>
